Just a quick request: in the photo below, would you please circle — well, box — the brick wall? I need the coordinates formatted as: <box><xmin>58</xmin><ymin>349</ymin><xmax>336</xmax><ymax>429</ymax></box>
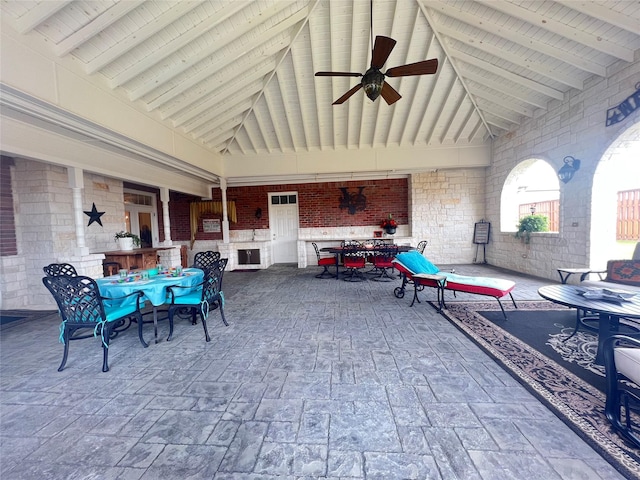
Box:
<box><xmin>170</xmin><ymin>179</ymin><xmax>409</xmax><ymax>242</ymax></box>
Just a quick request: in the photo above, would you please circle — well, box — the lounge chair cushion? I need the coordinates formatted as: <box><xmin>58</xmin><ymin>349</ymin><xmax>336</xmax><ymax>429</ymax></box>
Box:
<box><xmin>395</xmin><ymin>251</ymin><xmax>439</xmax><ymax>275</ymax></box>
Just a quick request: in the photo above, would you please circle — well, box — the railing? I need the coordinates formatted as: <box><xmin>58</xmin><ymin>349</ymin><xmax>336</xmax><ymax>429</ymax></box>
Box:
<box><xmin>519</xmin><ymin>200</ymin><xmax>559</xmax><ymax>232</ymax></box>
<box><xmin>617</xmin><ymin>189</ymin><xmax>640</xmax><ymax>240</ymax></box>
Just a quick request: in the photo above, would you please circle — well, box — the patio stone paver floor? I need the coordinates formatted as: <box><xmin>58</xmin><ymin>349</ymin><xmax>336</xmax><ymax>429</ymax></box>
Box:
<box><xmin>0</xmin><ymin>264</ymin><xmax>629</xmax><ymax>479</ymax></box>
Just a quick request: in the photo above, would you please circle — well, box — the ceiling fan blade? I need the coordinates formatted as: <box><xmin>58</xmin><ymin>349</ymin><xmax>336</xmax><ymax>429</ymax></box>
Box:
<box><xmin>333</xmin><ymin>84</ymin><xmax>363</xmax><ymax>105</ymax></box>
<box><xmin>385</xmin><ymin>59</ymin><xmax>439</xmax><ymax>77</ymax></box>
<box><xmin>371</xmin><ymin>36</ymin><xmax>396</xmax><ymax>69</ymax></box>
<box><xmin>315</xmin><ymin>71</ymin><xmax>363</xmax><ymax>77</ymax></box>
<box><xmin>380</xmin><ymin>81</ymin><xmax>402</xmax><ymax>105</ymax></box>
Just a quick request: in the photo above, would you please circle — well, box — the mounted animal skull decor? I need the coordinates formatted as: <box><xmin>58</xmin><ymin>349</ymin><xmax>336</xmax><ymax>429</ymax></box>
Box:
<box><xmin>339</xmin><ymin>187</ymin><xmax>367</xmax><ymax>215</ymax></box>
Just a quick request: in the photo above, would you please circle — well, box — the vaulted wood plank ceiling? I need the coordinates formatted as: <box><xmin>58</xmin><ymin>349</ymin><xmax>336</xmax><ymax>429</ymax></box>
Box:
<box><xmin>2</xmin><ymin>0</ymin><xmax>639</xmax><ymax>159</ymax></box>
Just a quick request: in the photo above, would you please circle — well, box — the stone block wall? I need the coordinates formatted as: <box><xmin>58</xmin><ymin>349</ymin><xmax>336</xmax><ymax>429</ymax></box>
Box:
<box><xmin>410</xmin><ymin>168</ymin><xmax>486</xmax><ymax>264</ymax></box>
<box><xmin>1</xmin><ymin>159</ymin><xmax>128</xmax><ymax>309</ymax></box>
<box><xmin>486</xmin><ymin>54</ymin><xmax>640</xmax><ymax>282</ymax></box>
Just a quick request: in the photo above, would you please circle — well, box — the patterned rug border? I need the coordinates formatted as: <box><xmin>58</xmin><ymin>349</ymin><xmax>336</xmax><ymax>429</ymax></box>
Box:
<box><xmin>439</xmin><ymin>300</ymin><xmax>640</xmax><ymax>480</ymax></box>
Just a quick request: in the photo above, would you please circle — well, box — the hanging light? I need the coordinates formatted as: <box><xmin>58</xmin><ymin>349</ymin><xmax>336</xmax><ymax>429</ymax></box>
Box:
<box><xmin>558</xmin><ymin>156</ymin><xmax>581</xmax><ymax>184</ymax></box>
<box><xmin>530</xmin><ymin>204</ymin><xmax>536</xmax><ymax>214</ymax></box>
<box><xmin>362</xmin><ymin>69</ymin><xmax>384</xmax><ymax>101</ymax></box>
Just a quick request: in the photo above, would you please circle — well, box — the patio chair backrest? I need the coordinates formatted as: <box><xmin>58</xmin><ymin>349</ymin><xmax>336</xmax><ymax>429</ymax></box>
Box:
<box><xmin>42</xmin><ymin>275</ymin><xmax>105</xmax><ymax>325</ymax></box>
<box><xmin>43</xmin><ymin>263</ymin><xmax>78</xmax><ymax>277</ymax></box>
<box><xmin>209</xmin><ymin>257</ymin><xmax>228</xmax><ymax>290</ymax></box>
<box><xmin>193</xmin><ymin>251</ymin><xmax>221</xmax><ymax>272</ymax></box>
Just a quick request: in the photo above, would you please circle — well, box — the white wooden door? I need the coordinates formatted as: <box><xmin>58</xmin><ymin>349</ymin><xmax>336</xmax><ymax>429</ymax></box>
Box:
<box><xmin>269</xmin><ymin>192</ymin><xmax>299</xmax><ymax>263</ymax></box>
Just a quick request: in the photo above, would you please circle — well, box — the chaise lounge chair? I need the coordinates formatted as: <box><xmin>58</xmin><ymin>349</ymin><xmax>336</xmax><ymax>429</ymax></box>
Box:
<box><xmin>392</xmin><ymin>251</ymin><xmax>517</xmax><ymax>319</ymax></box>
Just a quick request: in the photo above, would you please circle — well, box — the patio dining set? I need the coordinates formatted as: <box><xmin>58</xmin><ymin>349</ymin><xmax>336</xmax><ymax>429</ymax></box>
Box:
<box><xmin>312</xmin><ymin>239</ymin><xmax>427</xmax><ymax>282</ymax></box>
<box><xmin>41</xmin><ymin>251</ymin><xmax>228</xmax><ymax>373</ymax></box>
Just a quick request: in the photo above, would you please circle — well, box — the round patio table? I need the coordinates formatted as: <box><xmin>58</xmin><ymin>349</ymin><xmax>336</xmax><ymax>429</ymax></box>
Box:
<box><xmin>97</xmin><ymin>268</ymin><xmax>204</xmax><ymax>345</ymax></box>
<box><xmin>538</xmin><ymin>284</ymin><xmax>640</xmax><ymax>365</ymax></box>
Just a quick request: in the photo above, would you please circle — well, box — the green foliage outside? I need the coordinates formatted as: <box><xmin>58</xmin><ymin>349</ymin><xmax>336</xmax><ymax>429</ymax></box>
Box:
<box><xmin>515</xmin><ymin>214</ymin><xmax>549</xmax><ymax>243</ymax></box>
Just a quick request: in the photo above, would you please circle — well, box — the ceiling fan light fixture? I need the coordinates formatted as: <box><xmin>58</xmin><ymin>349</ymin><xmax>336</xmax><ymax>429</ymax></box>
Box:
<box><xmin>362</xmin><ymin>69</ymin><xmax>384</xmax><ymax>101</ymax></box>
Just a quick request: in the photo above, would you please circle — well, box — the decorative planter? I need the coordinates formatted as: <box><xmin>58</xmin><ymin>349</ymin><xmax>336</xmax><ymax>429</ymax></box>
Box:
<box><xmin>118</xmin><ymin>237</ymin><xmax>134</xmax><ymax>251</ymax></box>
<box><xmin>384</xmin><ymin>227</ymin><xmax>397</xmax><ymax>235</ymax></box>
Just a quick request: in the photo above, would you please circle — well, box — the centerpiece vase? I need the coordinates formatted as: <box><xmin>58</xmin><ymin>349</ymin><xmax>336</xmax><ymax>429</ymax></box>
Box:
<box><xmin>384</xmin><ymin>226</ymin><xmax>397</xmax><ymax>235</ymax></box>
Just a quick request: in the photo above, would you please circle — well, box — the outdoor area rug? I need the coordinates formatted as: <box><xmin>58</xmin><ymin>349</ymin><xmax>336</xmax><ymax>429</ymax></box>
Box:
<box><xmin>440</xmin><ymin>300</ymin><xmax>640</xmax><ymax>480</ymax></box>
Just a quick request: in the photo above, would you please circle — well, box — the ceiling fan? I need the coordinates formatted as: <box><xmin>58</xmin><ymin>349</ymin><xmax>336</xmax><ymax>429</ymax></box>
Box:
<box><xmin>315</xmin><ymin>2</ymin><xmax>438</xmax><ymax>106</ymax></box>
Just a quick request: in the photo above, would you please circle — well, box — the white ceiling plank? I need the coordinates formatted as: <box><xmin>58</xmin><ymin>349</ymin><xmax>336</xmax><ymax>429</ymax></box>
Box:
<box><xmin>439</xmin><ymin>89</ymin><xmax>466</xmax><ymax>143</ymax></box>
<box><xmin>111</xmin><ymin>0</ymin><xmax>252</xmax><ymax>88</ymax></box>
<box><xmin>55</xmin><ymin>1</ymin><xmax>144</xmax><ymax>57</ymax></box>
<box><xmin>274</xmin><ymin>66</ymin><xmax>300</xmax><ymax>155</ymax></box>
<box><xmin>419</xmin><ymin>3</ymin><xmax>494</xmax><ymax>139</ymax></box>
<box><xmin>170</xmin><ymin>62</ymin><xmax>274</xmax><ymax>127</ymax></box>
<box><xmin>485</xmin><ymin>116</ymin><xmax>515</xmax><ymax>131</ymax></box>
<box><xmin>425</xmin><ymin>74</ymin><xmax>456</xmax><ymax>145</ymax></box>
<box><xmin>469</xmin><ymin>87</ymin><xmax>533</xmax><ymax>117</ymax></box>
<box><xmin>144</xmin><ymin>5</ymin><xmax>311</xmax><ymax>111</ymax></box>
<box><xmin>424</xmin><ymin>0</ymin><xmax>606</xmax><ymax>77</ymax></box>
<box><xmin>289</xmin><ymin>41</ymin><xmax>311</xmax><ymax>152</ymax></box>
<box><xmin>252</xmin><ymin>104</ymin><xmax>273</xmax><ymax>154</ymax></box>
<box><xmin>14</xmin><ymin>1</ymin><xmax>71</xmax><ymax>34</ymax></box>
<box><xmin>438</xmin><ymin>24</ymin><xmax>583</xmax><ymax>90</ymax></box>
<box><xmin>479</xmin><ymin>0</ymin><xmax>634</xmax><ymax>61</ymax></box>
<box><xmin>263</xmin><ymin>88</ymin><xmax>285</xmax><ymax>152</ymax></box>
<box><xmin>467</xmin><ymin>117</ymin><xmax>484</xmax><ymax>143</ymax></box>
<box><xmin>554</xmin><ymin>0</ymin><xmax>640</xmax><ymax>36</ymax></box>
<box><xmin>221</xmin><ymin>1</ymin><xmax>320</xmax><ymax>156</ymax></box>
<box><xmin>453</xmin><ymin>49</ymin><xmax>563</xmax><ymax>101</ymax></box>
<box><xmin>480</xmin><ymin>103</ymin><xmax>521</xmax><ymax>124</ymax></box>
<box><xmin>205</xmin><ymin>129</ymin><xmax>236</xmax><ymax>151</ymax></box>
<box><xmin>85</xmin><ymin>1</ymin><xmax>203</xmax><ymax>75</ymax></box>
<box><xmin>128</xmin><ymin>1</ymin><xmax>291</xmax><ymax>101</ymax></box>
<box><xmin>197</xmin><ymin>101</ymin><xmax>255</xmax><ymax>140</ymax></box>
<box><xmin>458</xmin><ymin>66</ymin><xmax>546</xmax><ymax>109</ymax></box>
<box><xmin>453</xmin><ymin>104</ymin><xmax>475</xmax><ymax>143</ymax></box>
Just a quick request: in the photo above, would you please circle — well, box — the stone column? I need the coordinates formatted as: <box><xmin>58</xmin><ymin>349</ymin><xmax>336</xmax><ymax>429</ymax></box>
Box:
<box><xmin>219</xmin><ymin>178</ymin><xmax>230</xmax><ymax>243</ymax></box>
<box><xmin>67</xmin><ymin>167</ymin><xmax>90</xmax><ymax>256</ymax></box>
<box><xmin>160</xmin><ymin>187</ymin><xmax>172</xmax><ymax>246</ymax></box>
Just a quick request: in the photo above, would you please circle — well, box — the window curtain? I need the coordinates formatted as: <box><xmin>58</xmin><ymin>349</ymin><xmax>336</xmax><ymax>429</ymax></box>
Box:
<box><xmin>190</xmin><ymin>201</ymin><xmax>237</xmax><ymax>248</ymax></box>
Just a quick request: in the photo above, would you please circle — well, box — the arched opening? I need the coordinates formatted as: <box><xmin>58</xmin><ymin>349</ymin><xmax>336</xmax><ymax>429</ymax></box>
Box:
<box><xmin>501</xmin><ymin>158</ymin><xmax>560</xmax><ymax>233</ymax></box>
<box><xmin>591</xmin><ymin>121</ymin><xmax>640</xmax><ymax>268</ymax></box>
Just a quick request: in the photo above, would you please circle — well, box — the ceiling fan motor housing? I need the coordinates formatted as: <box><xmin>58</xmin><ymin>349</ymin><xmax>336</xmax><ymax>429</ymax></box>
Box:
<box><xmin>362</xmin><ymin>69</ymin><xmax>385</xmax><ymax>101</ymax></box>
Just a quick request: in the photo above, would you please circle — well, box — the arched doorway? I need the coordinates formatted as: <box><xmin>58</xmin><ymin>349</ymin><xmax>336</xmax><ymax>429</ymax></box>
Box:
<box><xmin>591</xmin><ymin>121</ymin><xmax>640</xmax><ymax>268</ymax></box>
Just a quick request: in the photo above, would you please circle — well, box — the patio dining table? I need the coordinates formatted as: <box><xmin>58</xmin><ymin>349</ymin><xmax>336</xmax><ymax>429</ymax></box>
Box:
<box><xmin>97</xmin><ymin>268</ymin><xmax>204</xmax><ymax>345</ymax></box>
<box><xmin>320</xmin><ymin>244</ymin><xmax>414</xmax><ymax>280</ymax></box>
<box><xmin>538</xmin><ymin>284</ymin><xmax>640</xmax><ymax>365</ymax></box>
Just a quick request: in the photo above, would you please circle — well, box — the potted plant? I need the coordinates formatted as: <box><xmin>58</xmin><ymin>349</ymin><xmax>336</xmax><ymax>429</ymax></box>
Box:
<box><xmin>114</xmin><ymin>231</ymin><xmax>141</xmax><ymax>251</ymax></box>
<box><xmin>515</xmin><ymin>214</ymin><xmax>549</xmax><ymax>244</ymax></box>
<box><xmin>380</xmin><ymin>214</ymin><xmax>398</xmax><ymax>235</ymax></box>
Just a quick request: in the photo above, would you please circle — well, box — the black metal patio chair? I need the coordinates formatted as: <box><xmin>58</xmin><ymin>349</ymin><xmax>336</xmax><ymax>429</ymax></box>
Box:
<box><xmin>42</xmin><ymin>275</ymin><xmax>144</xmax><ymax>372</ymax></box>
<box><xmin>604</xmin><ymin>335</ymin><xmax>640</xmax><ymax>449</ymax></box>
<box><xmin>166</xmin><ymin>268</ymin><xmax>227</xmax><ymax>342</ymax></box>
<box><xmin>192</xmin><ymin>250</ymin><xmax>221</xmax><ymax>273</ymax></box>
<box><xmin>43</xmin><ymin>263</ymin><xmax>78</xmax><ymax>277</ymax></box>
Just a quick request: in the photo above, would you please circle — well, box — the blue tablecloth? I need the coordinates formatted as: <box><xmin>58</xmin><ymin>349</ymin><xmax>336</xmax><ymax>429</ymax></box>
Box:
<box><xmin>97</xmin><ymin>268</ymin><xmax>204</xmax><ymax>307</ymax></box>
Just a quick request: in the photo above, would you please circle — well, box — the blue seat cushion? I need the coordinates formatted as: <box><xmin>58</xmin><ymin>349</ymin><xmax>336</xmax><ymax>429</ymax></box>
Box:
<box><xmin>171</xmin><ymin>289</ymin><xmax>203</xmax><ymax>306</ymax></box>
<box><xmin>105</xmin><ymin>303</ymin><xmax>140</xmax><ymax>322</ymax></box>
<box><xmin>395</xmin><ymin>251</ymin><xmax>440</xmax><ymax>274</ymax></box>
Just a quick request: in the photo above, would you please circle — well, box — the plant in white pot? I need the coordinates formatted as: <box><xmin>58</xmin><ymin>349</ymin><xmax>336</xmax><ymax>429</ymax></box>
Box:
<box><xmin>114</xmin><ymin>231</ymin><xmax>141</xmax><ymax>251</ymax></box>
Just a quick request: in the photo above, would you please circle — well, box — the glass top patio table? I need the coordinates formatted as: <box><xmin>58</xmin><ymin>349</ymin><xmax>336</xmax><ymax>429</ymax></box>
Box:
<box><xmin>97</xmin><ymin>268</ymin><xmax>204</xmax><ymax>344</ymax></box>
<box><xmin>538</xmin><ymin>284</ymin><xmax>640</xmax><ymax>365</ymax></box>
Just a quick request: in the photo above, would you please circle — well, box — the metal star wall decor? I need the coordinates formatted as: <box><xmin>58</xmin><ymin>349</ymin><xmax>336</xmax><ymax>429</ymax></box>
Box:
<box><xmin>84</xmin><ymin>203</ymin><xmax>105</xmax><ymax>227</ymax></box>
